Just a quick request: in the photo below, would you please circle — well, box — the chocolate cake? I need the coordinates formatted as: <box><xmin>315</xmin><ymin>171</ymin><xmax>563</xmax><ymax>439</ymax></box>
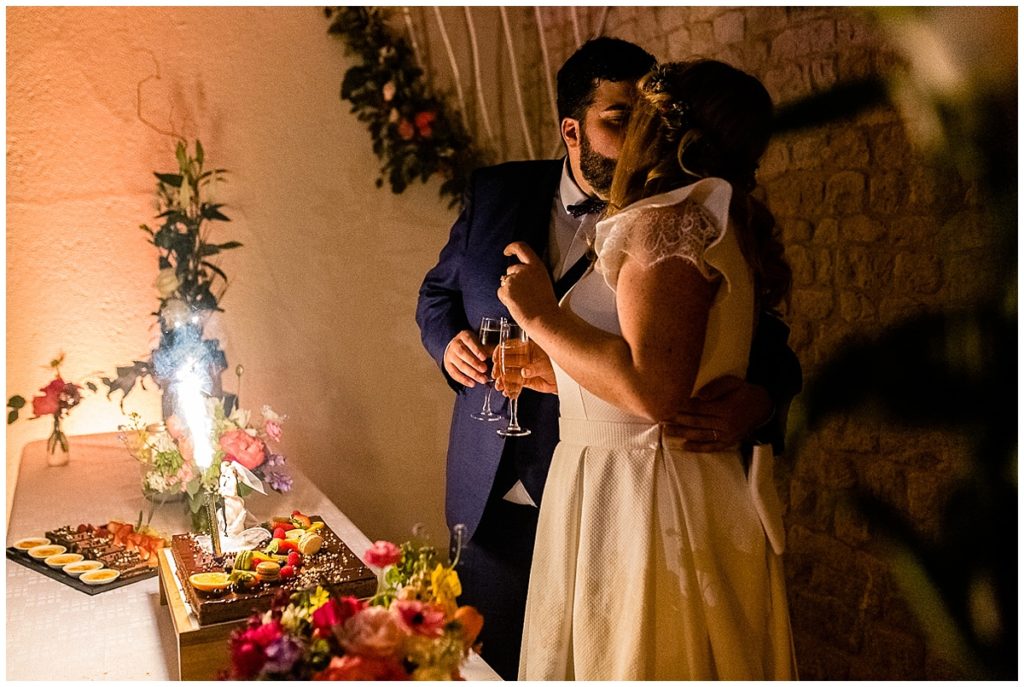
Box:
<box><xmin>170</xmin><ymin>517</ymin><xmax>377</xmax><ymax>626</ymax></box>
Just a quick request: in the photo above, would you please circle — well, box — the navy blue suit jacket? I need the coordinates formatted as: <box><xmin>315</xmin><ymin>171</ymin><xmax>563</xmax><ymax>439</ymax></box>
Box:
<box><xmin>417</xmin><ymin>160</ymin><xmax>564</xmax><ymax>540</ymax></box>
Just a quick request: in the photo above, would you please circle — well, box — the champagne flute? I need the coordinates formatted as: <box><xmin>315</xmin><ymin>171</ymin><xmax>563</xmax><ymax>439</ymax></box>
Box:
<box><xmin>471</xmin><ymin>316</ymin><xmax>503</xmax><ymax>421</ymax></box>
<box><xmin>496</xmin><ymin>319</ymin><xmax>531</xmax><ymax>437</ymax></box>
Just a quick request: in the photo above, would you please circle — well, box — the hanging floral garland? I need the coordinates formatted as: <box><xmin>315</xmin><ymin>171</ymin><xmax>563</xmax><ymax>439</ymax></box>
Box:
<box><xmin>325</xmin><ymin>7</ymin><xmax>485</xmax><ymax>207</ymax></box>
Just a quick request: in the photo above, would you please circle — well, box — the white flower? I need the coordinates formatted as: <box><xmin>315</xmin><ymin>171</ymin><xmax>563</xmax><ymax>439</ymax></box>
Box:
<box><xmin>154</xmin><ymin>269</ymin><xmax>181</xmax><ymax>298</ymax></box>
<box><xmin>382</xmin><ymin>80</ymin><xmax>396</xmax><ymax>102</ymax></box>
<box><xmin>160</xmin><ymin>298</ymin><xmax>190</xmax><ymax>328</ymax></box>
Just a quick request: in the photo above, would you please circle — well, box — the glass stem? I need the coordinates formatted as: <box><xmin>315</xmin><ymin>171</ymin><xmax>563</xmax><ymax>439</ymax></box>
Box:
<box><xmin>481</xmin><ymin>383</ymin><xmax>493</xmax><ymax>414</ymax></box>
<box><xmin>508</xmin><ymin>397</ymin><xmax>521</xmax><ymax>431</ymax></box>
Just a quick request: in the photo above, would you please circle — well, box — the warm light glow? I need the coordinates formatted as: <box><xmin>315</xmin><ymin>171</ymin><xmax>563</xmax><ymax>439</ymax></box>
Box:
<box><xmin>176</xmin><ymin>364</ymin><xmax>214</xmax><ymax>470</ymax></box>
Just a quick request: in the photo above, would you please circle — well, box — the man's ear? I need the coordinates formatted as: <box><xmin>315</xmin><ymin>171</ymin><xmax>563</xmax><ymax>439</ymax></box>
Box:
<box><xmin>561</xmin><ymin>118</ymin><xmax>581</xmax><ymax>150</ymax></box>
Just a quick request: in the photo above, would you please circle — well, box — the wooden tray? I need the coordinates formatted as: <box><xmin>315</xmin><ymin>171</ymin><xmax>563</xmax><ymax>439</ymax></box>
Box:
<box><xmin>6</xmin><ymin>547</ymin><xmax>157</xmax><ymax>595</ymax></box>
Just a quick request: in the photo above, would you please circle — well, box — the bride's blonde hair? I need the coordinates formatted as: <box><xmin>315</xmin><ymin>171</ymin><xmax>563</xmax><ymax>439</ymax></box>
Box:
<box><xmin>608</xmin><ymin>59</ymin><xmax>791</xmax><ymax>309</ymax></box>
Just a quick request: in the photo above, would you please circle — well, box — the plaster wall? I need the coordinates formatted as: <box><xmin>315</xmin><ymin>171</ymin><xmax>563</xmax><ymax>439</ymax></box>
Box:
<box><xmin>7</xmin><ymin>6</ymin><xmax>457</xmax><ymax>544</ymax></box>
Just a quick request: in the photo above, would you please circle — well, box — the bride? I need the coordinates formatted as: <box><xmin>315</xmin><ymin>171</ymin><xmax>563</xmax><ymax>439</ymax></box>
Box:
<box><xmin>498</xmin><ymin>59</ymin><xmax>797</xmax><ymax>680</ymax></box>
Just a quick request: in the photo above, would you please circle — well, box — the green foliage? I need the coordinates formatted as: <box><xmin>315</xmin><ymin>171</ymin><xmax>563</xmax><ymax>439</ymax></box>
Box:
<box><xmin>104</xmin><ymin>140</ymin><xmax>235</xmax><ymax>403</ymax></box>
<box><xmin>324</xmin><ymin>7</ymin><xmax>486</xmax><ymax>208</ymax></box>
<box><xmin>7</xmin><ymin>395</ymin><xmax>26</xmax><ymax>425</ymax></box>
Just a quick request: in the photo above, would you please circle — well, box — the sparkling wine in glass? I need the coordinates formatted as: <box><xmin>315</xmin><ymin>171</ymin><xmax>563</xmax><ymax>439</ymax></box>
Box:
<box><xmin>496</xmin><ymin>320</ymin><xmax>531</xmax><ymax>437</ymax></box>
<box><xmin>471</xmin><ymin>316</ymin><xmax>503</xmax><ymax>421</ymax></box>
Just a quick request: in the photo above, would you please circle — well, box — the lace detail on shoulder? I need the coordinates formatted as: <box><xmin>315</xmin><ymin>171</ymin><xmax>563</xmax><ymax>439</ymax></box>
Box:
<box><xmin>595</xmin><ymin>198</ymin><xmax>724</xmax><ymax>289</ymax></box>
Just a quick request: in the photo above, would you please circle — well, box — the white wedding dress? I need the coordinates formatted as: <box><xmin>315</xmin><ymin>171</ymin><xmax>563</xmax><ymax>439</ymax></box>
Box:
<box><xmin>518</xmin><ymin>178</ymin><xmax>797</xmax><ymax>680</ymax></box>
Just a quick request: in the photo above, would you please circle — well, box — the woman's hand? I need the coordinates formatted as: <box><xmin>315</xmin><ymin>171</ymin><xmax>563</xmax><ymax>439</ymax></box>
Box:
<box><xmin>494</xmin><ymin>341</ymin><xmax>559</xmax><ymax>395</ymax></box>
<box><xmin>497</xmin><ymin>242</ymin><xmax>559</xmax><ymax>328</ymax></box>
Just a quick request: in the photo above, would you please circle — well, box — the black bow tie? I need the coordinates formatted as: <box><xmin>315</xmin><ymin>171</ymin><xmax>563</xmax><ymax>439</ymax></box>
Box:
<box><xmin>566</xmin><ymin>197</ymin><xmax>607</xmax><ymax>218</ymax></box>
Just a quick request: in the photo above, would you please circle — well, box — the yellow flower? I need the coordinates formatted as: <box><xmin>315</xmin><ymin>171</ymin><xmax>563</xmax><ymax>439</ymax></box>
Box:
<box><xmin>308</xmin><ymin>586</ymin><xmax>331</xmax><ymax>612</ymax></box>
<box><xmin>430</xmin><ymin>564</ymin><xmax>461</xmax><ymax>611</ymax></box>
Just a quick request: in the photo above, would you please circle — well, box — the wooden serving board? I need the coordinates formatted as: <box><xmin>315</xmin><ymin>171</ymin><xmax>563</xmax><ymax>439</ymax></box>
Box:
<box><xmin>6</xmin><ymin>547</ymin><xmax>157</xmax><ymax>595</ymax></box>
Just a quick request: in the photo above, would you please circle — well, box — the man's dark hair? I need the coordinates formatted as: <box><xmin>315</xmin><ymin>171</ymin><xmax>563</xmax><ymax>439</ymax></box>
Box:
<box><xmin>556</xmin><ymin>37</ymin><xmax>656</xmax><ymax>121</ymax></box>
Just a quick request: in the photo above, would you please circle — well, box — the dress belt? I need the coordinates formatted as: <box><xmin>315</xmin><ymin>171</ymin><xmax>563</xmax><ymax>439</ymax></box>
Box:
<box><xmin>558</xmin><ymin>417</ymin><xmax>662</xmax><ymax>449</ymax></box>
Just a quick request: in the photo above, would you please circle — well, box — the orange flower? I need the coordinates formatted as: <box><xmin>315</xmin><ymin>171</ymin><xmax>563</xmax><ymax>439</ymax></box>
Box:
<box><xmin>414</xmin><ymin>111</ymin><xmax>437</xmax><ymax>138</ymax></box>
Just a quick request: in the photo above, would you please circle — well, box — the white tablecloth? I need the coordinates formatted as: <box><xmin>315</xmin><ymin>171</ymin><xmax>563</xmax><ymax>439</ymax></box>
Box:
<box><xmin>6</xmin><ymin>433</ymin><xmax>498</xmax><ymax>680</ymax></box>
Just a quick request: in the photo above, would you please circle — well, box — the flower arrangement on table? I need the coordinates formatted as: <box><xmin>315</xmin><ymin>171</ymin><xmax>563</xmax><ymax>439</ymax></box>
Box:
<box><xmin>120</xmin><ymin>397</ymin><xmax>291</xmax><ymax>531</ymax></box>
<box><xmin>225</xmin><ymin>530</ymin><xmax>483</xmax><ymax>680</ymax></box>
<box><xmin>7</xmin><ymin>353</ymin><xmax>96</xmax><ymax>465</ymax></box>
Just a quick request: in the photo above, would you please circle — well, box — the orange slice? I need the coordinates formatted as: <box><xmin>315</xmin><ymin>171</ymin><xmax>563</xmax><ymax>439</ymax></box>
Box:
<box><xmin>189</xmin><ymin>571</ymin><xmax>230</xmax><ymax>593</ymax></box>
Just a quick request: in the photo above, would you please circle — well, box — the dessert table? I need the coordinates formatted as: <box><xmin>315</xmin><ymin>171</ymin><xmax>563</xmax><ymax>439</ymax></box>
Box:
<box><xmin>6</xmin><ymin>433</ymin><xmax>500</xmax><ymax>680</ymax></box>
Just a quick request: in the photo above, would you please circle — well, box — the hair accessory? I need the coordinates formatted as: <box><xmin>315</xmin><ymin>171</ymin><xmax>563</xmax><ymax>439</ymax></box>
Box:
<box><xmin>660</xmin><ymin>99</ymin><xmax>692</xmax><ymax>134</ymax></box>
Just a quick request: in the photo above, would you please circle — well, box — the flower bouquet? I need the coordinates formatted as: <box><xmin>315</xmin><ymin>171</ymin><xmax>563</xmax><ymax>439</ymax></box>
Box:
<box><xmin>120</xmin><ymin>398</ymin><xmax>291</xmax><ymax>531</ymax></box>
<box><xmin>225</xmin><ymin>531</ymin><xmax>483</xmax><ymax>680</ymax></box>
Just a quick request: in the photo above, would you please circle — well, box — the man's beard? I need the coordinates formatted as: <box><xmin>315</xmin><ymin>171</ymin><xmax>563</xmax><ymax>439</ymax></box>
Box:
<box><xmin>578</xmin><ymin>125</ymin><xmax>616</xmax><ymax>196</ymax></box>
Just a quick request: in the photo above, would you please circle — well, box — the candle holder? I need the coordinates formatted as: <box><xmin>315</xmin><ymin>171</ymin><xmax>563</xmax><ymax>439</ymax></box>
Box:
<box><xmin>205</xmin><ymin>493</ymin><xmax>222</xmax><ymax>557</ymax></box>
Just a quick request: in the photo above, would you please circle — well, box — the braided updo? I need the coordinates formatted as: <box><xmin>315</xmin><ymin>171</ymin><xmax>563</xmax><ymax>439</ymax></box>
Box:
<box><xmin>608</xmin><ymin>59</ymin><xmax>791</xmax><ymax>309</ymax></box>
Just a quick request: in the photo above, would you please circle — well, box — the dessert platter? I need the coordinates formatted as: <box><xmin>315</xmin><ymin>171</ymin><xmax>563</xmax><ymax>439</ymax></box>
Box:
<box><xmin>169</xmin><ymin>510</ymin><xmax>377</xmax><ymax>626</ymax></box>
<box><xmin>7</xmin><ymin>520</ymin><xmax>166</xmax><ymax>595</ymax></box>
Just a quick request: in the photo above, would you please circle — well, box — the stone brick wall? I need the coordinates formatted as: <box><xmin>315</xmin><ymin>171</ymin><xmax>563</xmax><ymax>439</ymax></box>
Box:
<box><xmin>535</xmin><ymin>6</ymin><xmax>992</xmax><ymax>680</ymax></box>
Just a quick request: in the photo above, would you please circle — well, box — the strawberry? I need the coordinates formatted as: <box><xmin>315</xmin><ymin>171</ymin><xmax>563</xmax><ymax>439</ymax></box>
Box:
<box><xmin>280</xmin><ymin>564</ymin><xmax>295</xmax><ymax>579</ymax></box>
<box><xmin>286</xmin><ymin>551</ymin><xmax>302</xmax><ymax>567</ymax></box>
<box><xmin>273</xmin><ymin>527</ymin><xmax>287</xmax><ymax>540</ymax></box>
<box><xmin>276</xmin><ymin>539</ymin><xmax>299</xmax><ymax>553</ymax></box>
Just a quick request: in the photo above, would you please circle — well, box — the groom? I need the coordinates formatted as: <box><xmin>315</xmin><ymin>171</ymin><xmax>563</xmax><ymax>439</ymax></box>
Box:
<box><xmin>416</xmin><ymin>37</ymin><xmax>801</xmax><ymax>680</ymax></box>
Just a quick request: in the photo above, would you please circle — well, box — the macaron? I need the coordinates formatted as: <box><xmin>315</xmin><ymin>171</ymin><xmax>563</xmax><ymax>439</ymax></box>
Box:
<box><xmin>298</xmin><ymin>532</ymin><xmax>323</xmax><ymax>556</ymax></box>
<box><xmin>256</xmin><ymin>560</ymin><xmax>281</xmax><ymax>584</ymax></box>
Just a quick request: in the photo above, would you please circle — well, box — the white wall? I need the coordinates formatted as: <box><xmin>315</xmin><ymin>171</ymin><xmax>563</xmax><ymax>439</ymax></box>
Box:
<box><xmin>7</xmin><ymin>6</ymin><xmax>458</xmax><ymax>544</ymax></box>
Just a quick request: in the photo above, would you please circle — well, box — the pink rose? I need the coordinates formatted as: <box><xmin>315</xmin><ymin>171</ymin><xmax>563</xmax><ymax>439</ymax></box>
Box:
<box><xmin>364</xmin><ymin>540</ymin><xmax>401</xmax><ymax>568</ymax></box>
<box><xmin>313</xmin><ymin>655</ymin><xmax>407</xmax><ymax>681</ymax></box>
<box><xmin>392</xmin><ymin>599</ymin><xmax>447</xmax><ymax>637</ymax></box>
<box><xmin>414</xmin><ymin>111</ymin><xmax>436</xmax><ymax>138</ymax></box>
<box><xmin>337</xmin><ymin>605</ymin><xmax>409</xmax><ymax>658</ymax></box>
<box><xmin>229</xmin><ymin>620</ymin><xmax>284</xmax><ymax>679</ymax></box>
<box><xmin>219</xmin><ymin>429</ymin><xmax>266</xmax><ymax>470</ymax></box>
<box><xmin>397</xmin><ymin>119</ymin><xmax>415</xmax><ymax>141</ymax></box>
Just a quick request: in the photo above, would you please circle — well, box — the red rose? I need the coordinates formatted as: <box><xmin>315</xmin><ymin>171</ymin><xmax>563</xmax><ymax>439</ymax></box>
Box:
<box><xmin>31</xmin><ymin>378</ymin><xmax>64</xmax><ymax>417</ymax></box>
<box><xmin>219</xmin><ymin>429</ymin><xmax>266</xmax><ymax>470</ymax></box>
<box><xmin>414</xmin><ymin>111</ymin><xmax>437</xmax><ymax>138</ymax></box>
<box><xmin>396</xmin><ymin>118</ymin><xmax>415</xmax><ymax>141</ymax></box>
<box><xmin>229</xmin><ymin>620</ymin><xmax>284</xmax><ymax>678</ymax></box>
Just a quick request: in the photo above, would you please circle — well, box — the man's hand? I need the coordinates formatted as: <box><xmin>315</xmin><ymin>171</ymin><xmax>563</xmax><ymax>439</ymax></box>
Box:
<box><xmin>443</xmin><ymin>329</ymin><xmax>490</xmax><ymax>388</ymax></box>
<box><xmin>662</xmin><ymin>376</ymin><xmax>772</xmax><ymax>452</ymax></box>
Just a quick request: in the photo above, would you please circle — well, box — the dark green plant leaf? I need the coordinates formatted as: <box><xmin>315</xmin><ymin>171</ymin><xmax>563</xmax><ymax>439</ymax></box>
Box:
<box><xmin>154</xmin><ymin>172</ymin><xmax>184</xmax><ymax>187</ymax></box>
<box><xmin>8</xmin><ymin>409</ymin><xmax>19</xmax><ymax>425</ymax></box>
<box><xmin>8</xmin><ymin>395</ymin><xmax>26</xmax><ymax>409</ymax></box>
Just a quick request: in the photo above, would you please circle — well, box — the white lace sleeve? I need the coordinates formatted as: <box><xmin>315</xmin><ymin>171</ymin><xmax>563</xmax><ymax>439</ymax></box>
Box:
<box><xmin>594</xmin><ymin>198</ymin><xmax>724</xmax><ymax>289</ymax></box>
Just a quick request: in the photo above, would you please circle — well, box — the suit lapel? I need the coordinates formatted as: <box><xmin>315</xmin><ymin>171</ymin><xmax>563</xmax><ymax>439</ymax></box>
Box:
<box><xmin>515</xmin><ymin>160</ymin><xmax>562</xmax><ymax>261</ymax></box>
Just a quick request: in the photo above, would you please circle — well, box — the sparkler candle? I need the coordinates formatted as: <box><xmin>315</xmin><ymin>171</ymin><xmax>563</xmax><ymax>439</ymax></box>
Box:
<box><xmin>176</xmin><ymin>365</ymin><xmax>222</xmax><ymax>556</ymax></box>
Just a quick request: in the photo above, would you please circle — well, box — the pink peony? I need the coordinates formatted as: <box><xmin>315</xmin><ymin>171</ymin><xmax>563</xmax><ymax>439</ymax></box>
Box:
<box><xmin>311</xmin><ymin>596</ymin><xmax>364</xmax><ymax>637</ymax></box>
<box><xmin>364</xmin><ymin>540</ymin><xmax>401</xmax><ymax>568</ymax></box>
<box><xmin>219</xmin><ymin>429</ymin><xmax>266</xmax><ymax>470</ymax></box>
<box><xmin>312</xmin><ymin>655</ymin><xmax>408</xmax><ymax>681</ymax></box>
<box><xmin>337</xmin><ymin>605</ymin><xmax>409</xmax><ymax>658</ymax></box>
<box><xmin>392</xmin><ymin>599</ymin><xmax>447</xmax><ymax>637</ymax></box>
<box><xmin>414</xmin><ymin>111</ymin><xmax>437</xmax><ymax>138</ymax></box>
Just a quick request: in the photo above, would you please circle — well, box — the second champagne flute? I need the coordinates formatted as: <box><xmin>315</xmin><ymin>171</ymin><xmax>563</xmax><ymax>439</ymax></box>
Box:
<box><xmin>496</xmin><ymin>320</ymin><xmax>531</xmax><ymax>437</ymax></box>
<box><xmin>470</xmin><ymin>316</ymin><xmax>503</xmax><ymax>421</ymax></box>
